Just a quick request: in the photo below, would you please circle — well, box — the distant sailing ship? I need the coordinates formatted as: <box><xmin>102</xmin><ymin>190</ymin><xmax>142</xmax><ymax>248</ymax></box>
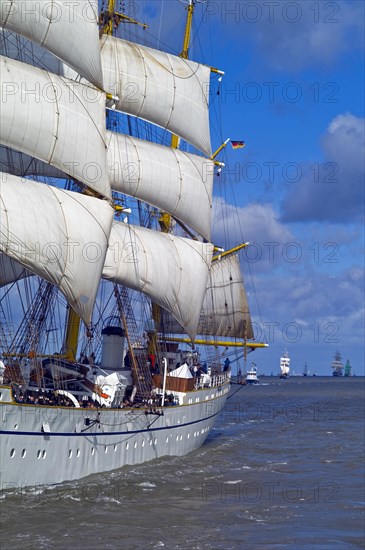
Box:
<box><xmin>279</xmin><ymin>349</ymin><xmax>290</xmax><ymax>379</ymax></box>
<box><xmin>344</xmin><ymin>360</ymin><xmax>352</xmax><ymax>377</ymax></box>
<box><xmin>331</xmin><ymin>351</ymin><xmax>344</xmax><ymax>377</ymax></box>
<box><xmin>302</xmin><ymin>362</ymin><xmax>309</xmax><ymax>377</ymax></box>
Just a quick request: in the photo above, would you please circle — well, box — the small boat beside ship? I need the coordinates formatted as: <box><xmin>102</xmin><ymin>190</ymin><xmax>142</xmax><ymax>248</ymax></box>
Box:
<box><xmin>246</xmin><ymin>363</ymin><xmax>259</xmax><ymax>384</ymax></box>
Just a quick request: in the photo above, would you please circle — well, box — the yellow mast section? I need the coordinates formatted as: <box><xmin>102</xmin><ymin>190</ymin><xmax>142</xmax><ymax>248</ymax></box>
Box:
<box><xmin>159</xmin><ymin>0</ymin><xmax>195</xmax><ymax>231</ymax></box>
<box><xmin>99</xmin><ymin>0</ymin><xmax>147</xmax><ymax>36</ymax></box>
<box><xmin>161</xmin><ymin>337</ymin><xmax>268</xmax><ymax>349</ymax></box>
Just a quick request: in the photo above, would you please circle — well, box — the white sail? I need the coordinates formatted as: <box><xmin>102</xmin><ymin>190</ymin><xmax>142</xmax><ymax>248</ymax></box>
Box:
<box><xmin>280</xmin><ymin>351</ymin><xmax>290</xmax><ymax>375</ymax></box>
<box><xmin>0</xmin><ymin>56</ymin><xmax>110</xmax><ymax>198</ymax></box>
<box><xmin>0</xmin><ymin>173</ymin><xmax>114</xmax><ymax>324</ymax></box>
<box><xmin>100</xmin><ymin>35</ymin><xmax>212</xmax><ymax>156</ymax></box>
<box><xmin>159</xmin><ymin>254</ymin><xmax>254</xmax><ymax>340</ymax></box>
<box><xmin>102</xmin><ymin>222</ymin><xmax>214</xmax><ymax>339</ymax></box>
<box><xmin>107</xmin><ymin>132</ymin><xmax>214</xmax><ymax>240</ymax></box>
<box><xmin>0</xmin><ymin>0</ymin><xmax>103</xmax><ymax>89</ymax></box>
<box><xmin>2</xmin><ymin>131</ymin><xmax>214</xmax><ymax>239</ymax></box>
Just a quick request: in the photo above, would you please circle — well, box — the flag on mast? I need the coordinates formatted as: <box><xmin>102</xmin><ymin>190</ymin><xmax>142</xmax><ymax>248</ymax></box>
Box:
<box><xmin>231</xmin><ymin>140</ymin><xmax>246</xmax><ymax>149</ymax></box>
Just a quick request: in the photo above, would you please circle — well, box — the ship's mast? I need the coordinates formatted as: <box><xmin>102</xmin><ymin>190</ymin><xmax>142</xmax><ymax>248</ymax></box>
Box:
<box><xmin>150</xmin><ymin>0</ymin><xmax>197</xmax><ymax>359</ymax></box>
<box><xmin>159</xmin><ymin>0</ymin><xmax>196</xmax><ymax>229</ymax></box>
<box><xmin>63</xmin><ymin>1</ymin><xmax>147</xmax><ymax>362</ymax></box>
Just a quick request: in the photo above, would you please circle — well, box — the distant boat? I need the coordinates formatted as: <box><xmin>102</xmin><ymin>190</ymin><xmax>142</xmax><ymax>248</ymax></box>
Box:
<box><xmin>303</xmin><ymin>362</ymin><xmax>309</xmax><ymax>377</ymax></box>
<box><xmin>332</xmin><ymin>351</ymin><xmax>344</xmax><ymax>377</ymax></box>
<box><xmin>246</xmin><ymin>363</ymin><xmax>259</xmax><ymax>384</ymax></box>
<box><xmin>344</xmin><ymin>360</ymin><xmax>352</xmax><ymax>377</ymax></box>
<box><xmin>279</xmin><ymin>349</ymin><xmax>290</xmax><ymax>379</ymax></box>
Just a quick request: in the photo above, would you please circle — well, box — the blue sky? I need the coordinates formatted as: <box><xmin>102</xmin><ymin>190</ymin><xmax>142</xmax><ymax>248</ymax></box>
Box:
<box><xmin>121</xmin><ymin>0</ymin><xmax>364</xmax><ymax>376</ymax></box>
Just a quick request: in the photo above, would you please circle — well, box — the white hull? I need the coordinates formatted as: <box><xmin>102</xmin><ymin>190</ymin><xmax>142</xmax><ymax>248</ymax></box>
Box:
<box><xmin>246</xmin><ymin>367</ymin><xmax>259</xmax><ymax>384</ymax></box>
<box><xmin>246</xmin><ymin>375</ymin><xmax>259</xmax><ymax>384</ymax></box>
<box><xmin>0</xmin><ymin>382</ymin><xmax>230</xmax><ymax>489</ymax></box>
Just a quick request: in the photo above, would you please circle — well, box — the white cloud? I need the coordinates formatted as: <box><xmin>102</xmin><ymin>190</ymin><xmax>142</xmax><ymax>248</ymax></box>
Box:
<box><xmin>281</xmin><ymin>113</ymin><xmax>365</xmax><ymax>223</ymax></box>
<box><xmin>212</xmin><ymin>199</ymin><xmax>293</xmax><ymax>249</ymax></box>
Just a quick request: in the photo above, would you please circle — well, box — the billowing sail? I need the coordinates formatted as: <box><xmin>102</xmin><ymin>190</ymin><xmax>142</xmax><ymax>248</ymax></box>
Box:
<box><xmin>102</xmin><ymin>222</ymin><xmax>214</xmax><ymax>339</ymax></box>
<box><xmin>1</xmin><ymin>131</ymin><xmax>215</xmax><ymax>239</ymax></box>
<box><xmin>107</xmin><ymin>132</ymin><xmax>214</xmax><ymax>240</ymax></box>
<box><xmin>0</xmin><ymin>0</ymin><xmax>103</xmax><ymax>88</ymax></box>
<box><xmin>101</xmin><ymin>35</ymin><xmax>211</xmax><ymax>156</ymax></box>
<box><xmin>159</xmin><ymin>254</ymin><xmax>254</xmax><ymax>339</ymax></box>
<box><xmin>0</xmin><ymin>55</ymin><xmax>110</xmax><ymax>198</ymax></box>
<box><xmin>0</xmin><ymin>173</ymin><xmax>114</xmax><ymax>324</ymax></box>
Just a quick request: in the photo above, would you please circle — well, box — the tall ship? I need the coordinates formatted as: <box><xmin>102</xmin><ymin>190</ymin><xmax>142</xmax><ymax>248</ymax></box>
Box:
<box><xmin>279</xmin><ymin>349</ymin><xmax>290</xmax><ymax>379</ymax></box>
<box><xmin>331</xmin><ymin>351</ymin><xmax>344</xmax><ymax>377</ymax></box>
<box><xmin>0</xmin><ymin>1</ymin><xmax>266</xmax><ymax>488</ymax></box>
<box><xmin>344</xmin><ymin>360</ymin><xmax>352</xmax><ymax>377</ymax></box>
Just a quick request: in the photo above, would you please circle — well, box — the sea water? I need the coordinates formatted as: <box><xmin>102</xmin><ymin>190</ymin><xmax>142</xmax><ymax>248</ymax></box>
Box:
<box><xmin>1</xmin><ymin>377</ymin><xmax>364</xmax><ymax>549</ymax></box>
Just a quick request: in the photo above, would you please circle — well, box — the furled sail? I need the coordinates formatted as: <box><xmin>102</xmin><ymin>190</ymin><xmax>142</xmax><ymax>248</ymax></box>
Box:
<box><xmin>107</xmin><ymin>132</ymin><xmax>214</xmax><ymax>240</ymax></box>
<box><xmin>159</xmin><ymin>254</ymin><xmax>254</xmax><ymax>340</ymax></box>
<box><xmin>100</xmin><ymin>35</ymin><xmax>212</xmax><ymax>157</ymax></box>
<box><xmin>0</xmin><ymin>173</ymin><xmax>114</xmax><ymax>324</ymax></box>
<box><xmin>102</xmin><ymin>222</ymin><xmax>214</xmax><ymax>339</ymax></box>
<box><xmin>0</xmin><ymin>55</ymin><xmax>110</xmax><ymax>198</ymax></box>
<box><xmin>0</xmin><ymin>0</ymin><xmax>103</xmax><ymax>89</ymax></box>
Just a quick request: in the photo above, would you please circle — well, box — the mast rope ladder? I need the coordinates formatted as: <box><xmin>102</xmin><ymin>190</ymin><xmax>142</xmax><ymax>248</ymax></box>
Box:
<box><xmin>113</xmin><ymin>285</ymin><xmax>152</xmax><ymax>402</ymax></box>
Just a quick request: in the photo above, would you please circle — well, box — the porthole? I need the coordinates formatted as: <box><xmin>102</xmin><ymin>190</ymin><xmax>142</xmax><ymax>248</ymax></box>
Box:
<box><xmin>142</xmin><ymin>441</ymin><xmax>145</xmax><ymax>447</ymax></box>
<box><xmin>126</xmin><ymin>443</ymin><xmax>129</xmax><ymax>450</ymax></box>
<box><xmin>10</xmin><ymin>448</ymin><xmax>15</xmax><ymax>458</ymax></box>
<box><xmin>68</xmin><ymin>450</ymin><xmax>72</xmax><ymax>458</ymax></box>
<box><xmin>37</xmin><ymin>450</ymin><xmax>42</xmax><ymax>459</ymax></box>
<box><xmin>14</xmin><ymin>424</ymin><xmax>18</xmax><ymax>429</ymax></box>
<box><xmin>76</xmin><ymin>449</ymin><xmax>80</xmax><ymax>457</ymax></box>
<box><xmin>114</xmin><ymin>445</ymin><xmax>117</xmax><ymax>452</ymax></box>
<box><xmin>42</xmin><ymin>450</ymin><xmax>46</xmax><ymax>459</ymax></box>
<box><xmin>134</xmin><ymin>441</ymin><xmax>137</xmax><ymax>449</ymax></box>
<box><xmin>91</xmin><ymin>447</ymin><xmax>95</xmax><ymax>455</ymax></box>
<box><xmin>21</xmin><ymin>449</ymin><xmax>26</xmax><ymax>458</ymax></box>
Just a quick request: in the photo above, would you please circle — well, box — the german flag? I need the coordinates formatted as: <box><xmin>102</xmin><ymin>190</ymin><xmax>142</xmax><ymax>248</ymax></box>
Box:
<box><xmin>231</xmin><ymin>140</ymin><xmax>246</xmax><ymax>149</ymax></box>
